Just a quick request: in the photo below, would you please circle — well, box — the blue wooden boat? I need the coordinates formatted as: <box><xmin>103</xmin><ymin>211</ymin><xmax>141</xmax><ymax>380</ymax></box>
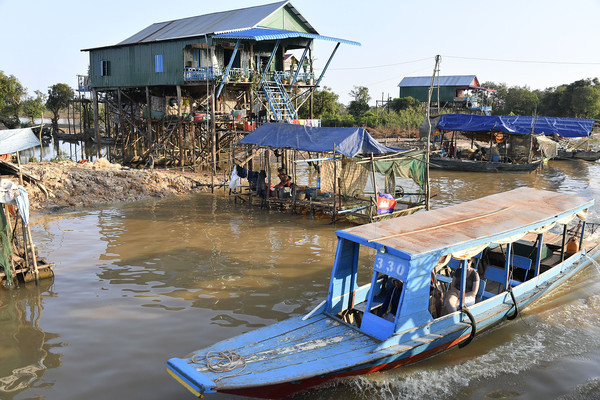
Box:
<box><xmin>167</xmin><ymin>187</ymin><xmax>597</xmax><ymax>399</ymax></box>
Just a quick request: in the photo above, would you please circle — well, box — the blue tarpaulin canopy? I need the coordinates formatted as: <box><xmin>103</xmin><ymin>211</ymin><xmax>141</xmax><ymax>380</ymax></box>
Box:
<box><xmin>239</xmin><ymin>123</ymin><xmax>398</xmax><ymax>157</ymax></box>
<box><xmin>437</xmin><ymin>114</ymin><xmax>594</xmax><ymax>138</ymax></box>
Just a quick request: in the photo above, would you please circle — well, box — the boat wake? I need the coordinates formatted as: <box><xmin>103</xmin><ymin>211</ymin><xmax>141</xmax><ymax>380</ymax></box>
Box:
<box><xmin>326</xmin><ymin>294</ymin><xmax>600</xmax><ymax>400</ymax></box>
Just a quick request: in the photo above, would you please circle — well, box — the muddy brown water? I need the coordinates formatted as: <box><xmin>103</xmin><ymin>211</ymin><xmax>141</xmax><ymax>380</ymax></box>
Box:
<box><xmin>2</xmin><ymin>160</ymin><xmax>600</xmax><ymax>400</ymax></box>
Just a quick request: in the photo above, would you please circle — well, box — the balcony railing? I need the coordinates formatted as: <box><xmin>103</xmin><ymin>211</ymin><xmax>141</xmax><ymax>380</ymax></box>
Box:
<box><xmin>184</xmin><ymin>66</ymin><xmax>314</xmax><ymax>84</ymax></box>
<box><xmin>184</xmin><ymin>67</ymin><xmax>222</xmax><ymax>81</ymax></box>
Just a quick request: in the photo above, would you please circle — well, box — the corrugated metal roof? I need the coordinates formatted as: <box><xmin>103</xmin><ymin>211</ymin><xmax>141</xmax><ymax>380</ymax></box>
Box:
<box><xmin>213</xmin><ymin>28</ymin><xmax>360</xmax><ymax>46</ymax></box>
<box><xmin>398</xmin><ymin>75</ymin><xmax>477</xmax><ymax>88</ymax></box>
<box><xmin>115</xmin><ymin>1</ymin><xmax>317</xmax><ymax>46</ymax></box>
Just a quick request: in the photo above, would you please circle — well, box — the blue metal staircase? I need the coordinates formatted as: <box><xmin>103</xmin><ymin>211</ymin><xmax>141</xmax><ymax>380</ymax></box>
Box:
<box><xmin>259</xmin><ymin>73</ymin><xmax>297</xmax><ymax>120</ymax></box>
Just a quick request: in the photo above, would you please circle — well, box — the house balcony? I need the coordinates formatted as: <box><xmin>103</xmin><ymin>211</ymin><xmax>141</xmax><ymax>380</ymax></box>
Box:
<box><xmin>184</xmin><ymin>66</ymin><xmax>222</xmax><ymax>81</ymax></box>
<box><xmin>184</xmin><ymin>67</ymin><xmax>314</xmax><ymax>84</ymax></box>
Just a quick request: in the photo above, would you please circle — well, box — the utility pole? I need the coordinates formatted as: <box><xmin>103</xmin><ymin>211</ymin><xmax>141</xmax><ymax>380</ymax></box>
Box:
<box><xmin>425</xmin><ymin>55</ymin><xmax>441</xmax><ymax>211</ymax></box>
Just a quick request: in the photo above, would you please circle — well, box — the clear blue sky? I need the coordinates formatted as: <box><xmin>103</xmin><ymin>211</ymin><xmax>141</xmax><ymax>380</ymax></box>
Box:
<box><xmin>2</xmin><ymin>0</ymin><xmax>599</xmax><ymax>106</ymax></box>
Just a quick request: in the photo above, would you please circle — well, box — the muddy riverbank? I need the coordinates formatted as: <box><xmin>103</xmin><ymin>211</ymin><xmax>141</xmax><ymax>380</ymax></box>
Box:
<box><xmin>16</xmin><ymin>159</ymin><xmax>225</xmax><ymax>211</ymax></box>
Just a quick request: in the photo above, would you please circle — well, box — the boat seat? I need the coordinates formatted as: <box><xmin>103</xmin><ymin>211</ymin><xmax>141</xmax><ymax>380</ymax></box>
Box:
<box><xmin>482</xmin><ymin>265</ymin><xmax>506</xmax><ymax>299</ymax></box>
<box><xmin>508</xmin><ymin>254</ymin><xmax>532</xmax><ymax>286</ymax></box>
<box><xmin>476</xmin><ymin>280</ymin><xmax>487</xmax><ymax>302</ymax></box>
<box><xmin>437</xmin><ymin>258</ymin><xmax>462</xmax><ymax>283</ymax></box>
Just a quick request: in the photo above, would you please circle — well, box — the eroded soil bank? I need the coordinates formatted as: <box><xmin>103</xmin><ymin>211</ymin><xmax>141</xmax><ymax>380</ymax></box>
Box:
<box><xmin>17</xmin><ymin>159</ymin><xmax>225</xmax><ymax>211</ymax></box>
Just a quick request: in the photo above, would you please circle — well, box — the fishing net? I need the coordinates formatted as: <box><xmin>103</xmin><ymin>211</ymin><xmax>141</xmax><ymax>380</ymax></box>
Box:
<box><xmin>341</xmin><ymin>151</ymin><xmax>426</xmax><ymax>199</ymax></box>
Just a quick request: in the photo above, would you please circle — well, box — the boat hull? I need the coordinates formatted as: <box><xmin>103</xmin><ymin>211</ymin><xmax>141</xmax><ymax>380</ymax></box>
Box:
<box><xmin>429</xmin><ymin>157</ymin><xmax>541</xmax><ymax>172</ymax></box>
<box><xmin>556</xmin><ymin>150</ymin><xmax>600</xmax><ymax>161</ymax></box>
<box><xmin>167</xmin><ymin>246</ymin><xmax>599</xmax><ymax>399</ymax></box>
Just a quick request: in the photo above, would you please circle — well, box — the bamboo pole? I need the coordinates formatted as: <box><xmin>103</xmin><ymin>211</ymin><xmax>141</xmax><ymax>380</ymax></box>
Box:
<box><xmin>332</xmin><ymin>143</ymin><xmax>337</xmax><ymax>223</ymax></box>
<box><xmin>370</xmin><ymin>152</ymin><xmax>378</xmax><ymax>222</ymax></box>
<box><xmin>24</xmin><ymin>220</ymin><xmax>39</xmax><ymax>284</ymax></box>
<box><xmin>211</xmin><ymin>83</ymin><xmax>216</xmax><ymax>193</ymax></box>
<box><xmin>93</xmin><ymin>88</ymin><xmax>100</xmax><ymax>158</ymax></box>
<box><xmin>39</xmin><ymin>112</ymin><xmax>44</xmax><ymax>161</ymax></box>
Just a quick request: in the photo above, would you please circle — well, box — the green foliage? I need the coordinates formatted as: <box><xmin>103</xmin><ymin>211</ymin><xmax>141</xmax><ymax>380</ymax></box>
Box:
<box><xmin>46</xmin><ymin>83</ymin><xmax>73</xmax><ymax>133</ymax></box>
<box><xmin>389</xmin><ymin>96</ymin><xmax>421</xmax><ymax>112</ymax></box>
<box><xmin>570</xmin><ymin>85</ymin><xmax>600</xmax><ymax>118</ymax></box>
<box><xmin>0</xmin><ymin>70</ymin><xmax>27</xmax><ymax>128</ymax></box>
<box><xmin>484</xmin><ymin>78</ymin><xmax>600</xmax><ymax>119</ymax></box>
<box><xmin>491</xmin><ymin>85</ymin><xmax>539</xmax><ymax>116</ymax></box>
<box><xmin>348</xmin><ymin>86</ymin><xmax>371</xmax><ymax>116</ymax></box>
<box><xmin>297</xmin><ymin>86</ymin><xmax>342</xmax><ymax>119</ymax></box>
<box><xmin>23</xmin><ymin>90</ymin><xmax>47</xmax><ymax>124</ymax></box>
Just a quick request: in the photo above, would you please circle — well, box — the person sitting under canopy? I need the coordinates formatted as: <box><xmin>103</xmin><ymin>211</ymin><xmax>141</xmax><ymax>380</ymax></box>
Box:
<box><xmin>443</xmin><ymin>258</ymin><xmax>480</xmax><ymax>315</ymax></box>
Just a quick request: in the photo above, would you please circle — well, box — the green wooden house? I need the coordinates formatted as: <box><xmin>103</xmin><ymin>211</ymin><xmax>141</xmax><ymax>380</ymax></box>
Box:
<box><xmin>398</xmin><ymin>75</ymin><xmax>493</xmax><ymax>114</ymax></box>
<box><xmin>83</xmin><ymin>1</ymin><xmax>358</xmax><ymax>121</ymax></box>
<box><xmin>79</xmin><ymin>1</ymin><xmax>359</xmax><ymax>169</ymax></box>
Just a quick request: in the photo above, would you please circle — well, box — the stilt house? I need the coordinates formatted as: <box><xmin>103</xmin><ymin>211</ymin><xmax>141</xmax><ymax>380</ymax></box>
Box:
<box><xmin>81</xmin><ymin>1</ymin><xmax>359</xmax><ymax>170</ymax></box>
<box><xmin>398</xmin><ymin>75</ymin><xmax>494</xmax><ymax>115</ymax></box>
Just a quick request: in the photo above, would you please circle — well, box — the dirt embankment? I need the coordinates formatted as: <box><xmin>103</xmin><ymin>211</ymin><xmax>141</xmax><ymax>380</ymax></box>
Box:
<box><xmin>19</xmin><ymin>159</ymin><xmax>226</xmax><ymax>211</ymax></box>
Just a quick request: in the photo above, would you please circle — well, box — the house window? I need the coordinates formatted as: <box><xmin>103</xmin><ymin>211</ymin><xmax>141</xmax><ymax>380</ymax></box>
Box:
<box><xmin>155</xmin><ymin>54</ymin><xmax>163</xmax><ymax>73</ymax></box>
<box><xmin>100</xmin><ymin>60</ymin><xmax>110</xmax><ymax>76</ymax></box>
<box><xmin>192</xmin><ymin>48</ymin><xmax>207</xmax><ymax>68</ymax></box>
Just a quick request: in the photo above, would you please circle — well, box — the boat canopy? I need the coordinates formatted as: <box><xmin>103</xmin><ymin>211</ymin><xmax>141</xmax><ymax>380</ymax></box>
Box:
<box><xmin>0</xmin><ymin>128</ymin><xmax>41</xmax><ymax>154</ymax></box>
<box><xmin>238</xmin><ymin>123</ymin><xmax>400</xmax><ymax>157</ymax></box>
<box><xmin>338</xmin><ymin>187</ymin><xmax>593</xmax><ymax>260</ymax></box>
<box><xmin>437</xmin><ymin>114</ymin><xmax>594</xmax><ymax>138</ymax></box>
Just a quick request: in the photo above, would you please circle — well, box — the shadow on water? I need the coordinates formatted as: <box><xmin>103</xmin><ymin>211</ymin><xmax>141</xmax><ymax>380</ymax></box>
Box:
<box><xmin>0</xmin><ymin>279</ymin><xmax>62</xmax><ymax>398</ymax></box>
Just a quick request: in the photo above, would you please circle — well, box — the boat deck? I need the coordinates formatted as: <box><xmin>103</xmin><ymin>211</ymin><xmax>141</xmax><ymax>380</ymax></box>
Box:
<box><xmin>169</xmin><ymin>314</ymin><xmax>379</xmax><ymax>391</ymax></box>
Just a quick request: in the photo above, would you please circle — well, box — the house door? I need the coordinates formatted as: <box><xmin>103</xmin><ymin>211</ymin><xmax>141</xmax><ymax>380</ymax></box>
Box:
<box><xmin>224</xmin><ymin>48</ymin><xmax>241</xmax><ymax>69</ymax></box>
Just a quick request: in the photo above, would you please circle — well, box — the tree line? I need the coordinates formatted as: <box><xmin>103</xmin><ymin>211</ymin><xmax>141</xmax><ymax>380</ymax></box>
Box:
<box><xmin>482</xmin><ymin>78</ymin><xmax>600</xmax><ymax>119</ymax></box>
<box><xmin>299</xmin><ymin>77</ymin><xmax>600</xmax><ymax>133</ymax></box>
<box><xmin>0</xmin><ymin>70</ymin><xmax>73</xmax><ymax>133</ymax></box>
<box><xmin>3</xmin><ymin>69</ymin><xmax>598</xmax><ymax>136</ymax></box>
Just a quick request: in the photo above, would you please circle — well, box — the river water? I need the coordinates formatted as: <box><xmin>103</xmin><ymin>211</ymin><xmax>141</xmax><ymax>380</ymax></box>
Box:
<box><xmin>2</xmin><ymin>160</ymin><xmax>600</xmax><ymax>400</ymax></box>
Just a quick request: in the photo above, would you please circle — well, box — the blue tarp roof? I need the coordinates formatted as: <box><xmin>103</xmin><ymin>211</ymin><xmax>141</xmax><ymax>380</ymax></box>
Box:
<box><xmin>436</xmin><ymin>114</ymin><xmax>594</xmax><ymax>138</ymax></box>
<box><xmin>238</xmin><ymin>123</ymin><xmax>397</xmax><ymax>157</ymax></box>
<box><xmin>214</xmin><ymin>28</ymin><xmax>360</xmax><ymax>46</ymax></box>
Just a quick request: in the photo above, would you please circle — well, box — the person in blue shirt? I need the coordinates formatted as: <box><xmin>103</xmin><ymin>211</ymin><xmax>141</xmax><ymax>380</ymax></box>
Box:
<box><xmin>379</xmin><ymin>278</ymin><xmax>403</xmax><ymax>321</ymax></box>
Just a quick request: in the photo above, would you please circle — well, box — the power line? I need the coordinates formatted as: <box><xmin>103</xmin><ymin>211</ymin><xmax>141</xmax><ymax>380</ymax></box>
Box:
<box><xmin>330</xmin><ymin>57</ymin><xmax>432</xmax><ymax>71</ymax></box>
<box><xmin>444</xmin><ymin>55</ymin><xmax>600</xmax><ymax>65</ymax></box>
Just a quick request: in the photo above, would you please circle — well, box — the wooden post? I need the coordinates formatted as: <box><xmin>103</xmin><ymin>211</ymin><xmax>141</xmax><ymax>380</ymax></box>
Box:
<box><xmin>489</xmin><ymin>132</ymin><xmax>493</xmax><ymax>162</ymax></box>
<box><xmin>25</xmin><ymin>221</ymin><xmax>39</xmax><ymax>284</ymax></box>
<box><xmin>425</xmin><ymin>55</ymin><xmax>441</xmax><ymax>211</ymax></box>
<box><xmin>332</xmin><ymin>143</ymin><xmax>337</xmax><ymax>223</ymax></box>
<box><xmin>267</xmin><ymin>148</ymin><xmax>272</xmax><ymax>203</ymax></box>
<box><xmin>92</xmin><ymin>88</ymin><xmax>100</xmax><ymax>158</ymax></box>
<box><xmin>211</xmin><ymin>83</ymin><xmax>217</xmax><ymax>193</ymax></box>
<box><xmin>370</xmin><ymin>152</ymin><xmax>378</xmax><ymax>221</ymax></box>
<box><xmin>67</xmin><ymin>101</ymin><xmax>72</xmax><ymax>135</ymax></box>
<box><xmin>146</xmin><ymin>86</ymin><xmax>152</xmax><ymax>151</ymax></box>
<box><xmin>39</xmin><ymin>112</ymin><xmax>44</xmax><ymax>161</ymax></box>
<box><xmin>16</xmin><ymin>152</ymin><xmax>23</xmax><ymax>185</ymax></box>
<box><xmin>118</xmin><ymin>89</ymin><xmax>124</xmax><ymax>162</ymax></box>
<box><xmin>191</xmin><ymin>122</ymin><xmax>196</xmax><ymax>170</ymax></box>
<box><xmin>528</xmin><ymin>132</ymin><xmax>534</xmax><ymax>163</ymax></box>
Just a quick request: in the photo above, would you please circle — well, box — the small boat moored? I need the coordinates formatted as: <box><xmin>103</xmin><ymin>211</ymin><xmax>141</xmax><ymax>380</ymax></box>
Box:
<box><xmin>167</xmin><ymin>187</ymin><xmax>597</xmax><ymax>399</ymax></box>
<box><xmin>556</xmin><ymin>149</ymin><xmax>600</xmax><ymax>162</ymax></box>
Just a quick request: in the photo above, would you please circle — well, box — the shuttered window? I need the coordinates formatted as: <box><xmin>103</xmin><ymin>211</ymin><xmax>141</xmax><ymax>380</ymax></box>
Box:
<box><xmin>155</xmin><ymin>54</ymin><xmax>163</xmax><ymax>73</ymax></box>
<box><xmin>100</xmin><ymin>60</ymin><xmax>110</xmax><ymax>76</ymax></box>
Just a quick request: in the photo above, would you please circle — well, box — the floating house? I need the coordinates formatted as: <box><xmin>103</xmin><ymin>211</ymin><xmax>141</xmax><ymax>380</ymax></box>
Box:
<box><xmin>398</xmin><ymin>75</ymin><xmax>494</xmax><ymax>115</ymax></box>
<box><xmin>81</xmin><ymin>1</ymin><xmax>359</xmax><ymax>172</ymax></box>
